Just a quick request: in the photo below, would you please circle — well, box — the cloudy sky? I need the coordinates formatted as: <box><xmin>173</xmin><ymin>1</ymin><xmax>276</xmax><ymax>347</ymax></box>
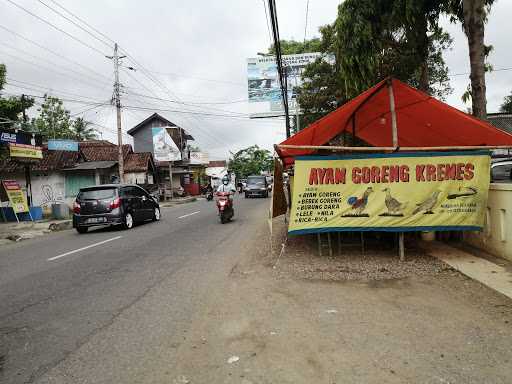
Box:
<box><xmin>1</xmin><ymin>0</ymin><xmax>511</xmax><ymax>159</ymax></box>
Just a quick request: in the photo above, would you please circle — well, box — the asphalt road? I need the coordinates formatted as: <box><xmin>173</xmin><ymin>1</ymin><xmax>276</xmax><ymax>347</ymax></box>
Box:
<box><xmin>0</xmin><ymin>194</ymin><xmax>269</xmax><ymax>384</ymax></box>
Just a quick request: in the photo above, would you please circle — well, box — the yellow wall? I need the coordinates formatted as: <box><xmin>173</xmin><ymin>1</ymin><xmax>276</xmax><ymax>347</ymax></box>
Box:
<box><xmin>465</xmin><ymin>183</ymin><xmax>512</xmax><ymax>261</ymax></box>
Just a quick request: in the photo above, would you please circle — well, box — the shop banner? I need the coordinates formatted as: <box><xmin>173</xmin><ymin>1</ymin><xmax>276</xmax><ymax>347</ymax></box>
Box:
<box><xmin>9</xmin><ymin>143</ymin><xmax>43</xmax><ymax>159</ymax></box>
<box><xmin>48</xmin><ymin>139</ymin><xmax>78</xmax><ymax>151</ymax></box>
<box><xmin>288</xmin><ymin>151</ymin><xmax>491</xmax><ymax>234</ymax></box>
<box><xmin>2</xmin><ymin>180</ymin><xmax>29</xmax><ymax>213</ymax></box>
<box><xmin>189</xmin><ymin>151</ymin><xmax>209</xmax><ymax>165</ymax></box>
<box><xmin>152</xmin><ymin>127</ymin><xmax>181</xmax><ymax>162</ymax></box>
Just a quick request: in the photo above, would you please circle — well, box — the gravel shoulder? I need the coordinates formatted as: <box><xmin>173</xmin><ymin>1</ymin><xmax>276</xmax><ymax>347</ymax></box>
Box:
<box><xmin>167</xmin><ymin>216</ymin><xmax>512</xmax><ymax>384</ymax></box>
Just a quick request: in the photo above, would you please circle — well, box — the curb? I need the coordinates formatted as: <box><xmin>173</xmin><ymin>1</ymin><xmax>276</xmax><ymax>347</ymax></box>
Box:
<box><xmin>160</xmin><ymin>197</ymin><xmax>197</xmax><ymax>207</ymax></box>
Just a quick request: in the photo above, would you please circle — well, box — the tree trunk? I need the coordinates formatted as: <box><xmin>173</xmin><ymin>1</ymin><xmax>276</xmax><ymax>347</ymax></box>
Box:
<box><xmin>463</xmin><ymin>0</ymin><xmax>487</xmax><ymax>119</ymax></box>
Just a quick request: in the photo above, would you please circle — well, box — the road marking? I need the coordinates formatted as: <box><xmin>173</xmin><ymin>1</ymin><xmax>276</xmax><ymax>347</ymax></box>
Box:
<box><xmin>48</xmin><ymin>236</ymin><xmax>122</xmax><ymax>261</ymax></box>
<box><xmin>178</xmin><ymin>211</ymin><xmax>200</xmax><ymax>219</ymax></box>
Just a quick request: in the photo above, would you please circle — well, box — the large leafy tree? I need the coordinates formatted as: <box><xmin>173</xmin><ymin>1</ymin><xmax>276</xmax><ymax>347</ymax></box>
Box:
<box><xmin>445</xmin><ymin>0</ymin><xmax>495</xmax><ymax>119</ymax></box>
<box><xmin>0</xmin><ymin>64</ymin><xmax>34</xmax><ymax>129</ymax></box>
<box><xmin>228</xmin><ymin>145</ymin><xmax>273</xmax><ymax>179</ymax></box>
<box><xmin>500</xmin><ymin>91</ymin><xmax>512</xmax><ymax>113</ymax></box>
<box><xmin>72</xmin><ymin>117</ymin><xmax>97</xmax><ymax>141</ymax></box>
<box><xmin>32</xmin><ymin>95</ymin><xmax>73</xmax><ymax>139</ymax></box>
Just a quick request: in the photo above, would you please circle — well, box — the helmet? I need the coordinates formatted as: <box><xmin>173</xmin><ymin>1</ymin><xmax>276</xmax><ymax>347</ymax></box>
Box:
<box><xmin>222</xmin><ymin>175</ymin><xmax>229</xmax><ymax>185</ymax></box>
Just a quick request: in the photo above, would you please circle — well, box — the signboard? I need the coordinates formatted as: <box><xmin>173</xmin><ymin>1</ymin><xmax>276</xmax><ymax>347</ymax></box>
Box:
<box><xmin>288</xmin><ymin>152</ymin><xmax>491</xmax><ymax>235</ymax></box>
<box><xmin>0</xmin><ymin>128</ymin><xmax>42</xmax><ymax>146</ymax></box>
<box><xmin>2</xmin><ymin>180</ymin><xmax>29</xmax><ymax>213</ymax></box>
<box><xmin>247</xmin><ymin>53</ymin><xmax>322</xmax><ymax>107</ymax></box>
<box><xmin>189</xmin><ymin>151</ymin><xmax>209</xmax><ymax>165</ymax></box>
<box><xmin>152</xmin><ymin>127</ymin><xmax>181</xmax><ymax>162</ymax></box>
<box><xmin>48</xmin><ymin>139</ymin><xmax>78</xmax><ymax>151</ymax></box>
<box><xmin>9</xmin><ymin>143</ymin><xmax>43</xmax><ymax>159</ymax></box>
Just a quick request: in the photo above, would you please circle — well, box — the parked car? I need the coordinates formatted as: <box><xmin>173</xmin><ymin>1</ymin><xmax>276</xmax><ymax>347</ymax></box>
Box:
<box><xmin>73</xmin><ymin>184</ymin><xmax>160</xmax><ymax>233</ymax></box>
<box><xmin>245</xmin><ymin>175</ymin><xmax>269</xmax><ymax>198</ymax></box>
<box><xmin>491</xmin><ymin>160</ymin><xmax>512</xmax><ymax>183</ymax></box>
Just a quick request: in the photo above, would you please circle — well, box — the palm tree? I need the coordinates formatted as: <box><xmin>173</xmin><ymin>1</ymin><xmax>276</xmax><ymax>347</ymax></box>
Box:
<box><xmin>73</xmin><ymin>117</ymin><xmax>97</xmax><ymax>141</ymax></box>
<box><xmin>448</xmin><ymin>0</ymin><xmax>495</xmax><ymax>119</ymax></box>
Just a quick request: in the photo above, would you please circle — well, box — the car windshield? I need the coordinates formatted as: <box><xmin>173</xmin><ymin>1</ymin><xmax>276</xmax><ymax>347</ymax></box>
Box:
<box><xmin>79</xmin><ymin>188</ymin><xmax>116</xmax><ymax>200</ymax></box>
<box><xmin>247</xmin><ymin>177</ymin><xmax>265</xmax><ymax>185</ymax></box>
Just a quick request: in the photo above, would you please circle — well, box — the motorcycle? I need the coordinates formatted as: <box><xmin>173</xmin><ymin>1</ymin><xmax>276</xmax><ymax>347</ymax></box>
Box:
<box><xmin>206</xmin><ymin>190</ymin><xmax>214</xmax><ymax>201</ymax></box>
<box><xmin>216</xmin><ymin>192</ymin><xmax>234</xmax><ymax>224</ymax></box>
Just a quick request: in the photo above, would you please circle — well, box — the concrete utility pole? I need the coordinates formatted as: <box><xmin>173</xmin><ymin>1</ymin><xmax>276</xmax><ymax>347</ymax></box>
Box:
<box><xmin>108</xmin><ymin>43</ymin><xmax>126</xmax><ymax>183</ymax></box>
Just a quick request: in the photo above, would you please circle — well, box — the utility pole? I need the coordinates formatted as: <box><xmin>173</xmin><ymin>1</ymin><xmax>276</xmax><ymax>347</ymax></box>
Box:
<box><xmin>107</xmin><ymin>43</ymin><xmax>126</xmax><ymax>183</ymax></box>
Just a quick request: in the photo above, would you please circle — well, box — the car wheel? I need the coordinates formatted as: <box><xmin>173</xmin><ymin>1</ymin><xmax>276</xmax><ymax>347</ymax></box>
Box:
<box><xmin>76</xmin><ymin>226</ymin><xmax>88</xmax><ymax>234</ymax></box>
<box><xmin>124</xmin><ymin>212</ymin><xmax>134</xmax><ymax>229</ymax></box>
<box><xmin>152</xmin><ymin>207</ymin><xmax>161</xmax><ymax>221</ymax></box>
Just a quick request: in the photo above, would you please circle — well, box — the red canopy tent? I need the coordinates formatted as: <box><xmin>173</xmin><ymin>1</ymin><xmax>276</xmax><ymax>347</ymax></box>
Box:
<box><xmin>276</xmin><ymin>78</ymin><xmax>512</xmax><ymax>167</ymax></box>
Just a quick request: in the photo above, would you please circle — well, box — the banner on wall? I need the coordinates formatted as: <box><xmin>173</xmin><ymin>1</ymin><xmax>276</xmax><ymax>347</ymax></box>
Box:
<box><xmin>288</xmin><ymin>151</ymin><xmax>491</xmax><ymax>235</ymax></box>
<box><xmin>152</xmin><ymin>127</ymin><xmax>181</xmax><ymax>162</ymax></box>
<box><xmin>2</xmin><ymin>180</ymin><xmax>29</xmax><ymax>213</ymax></box>
<box><xmin>48</xmin><ymin>139</ymin><xmax>78</xmax><ymax>151</ymax></box>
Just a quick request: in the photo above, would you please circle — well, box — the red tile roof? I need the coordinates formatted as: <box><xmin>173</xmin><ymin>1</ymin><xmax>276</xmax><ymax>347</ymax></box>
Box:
<box><xmin>124</xmin><ymin>152</ymin><xmax>153</xmax><ymax>172</ymax></box>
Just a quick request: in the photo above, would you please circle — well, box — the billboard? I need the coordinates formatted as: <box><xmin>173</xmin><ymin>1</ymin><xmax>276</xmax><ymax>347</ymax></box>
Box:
<box><xmin>2</xmin><ymin>180</ymin><xmax>29</xmax><ymax>213</ymax></box>
<box><xmin>48</xmin><ymin>139</ymin><xmax>78</xmax><ymax>151</ymax></box>
<box><xmin>288</xmin><ymin>151</ymin><xmax>490</xmax><ymax>235</ymax></box>
<box><xmin>247</xmin><ymin>53</ymin><xmax>322</xmax><ymax>108</ymax></box>
<box><xmin>9</xmin><ymin>143</ymin><xmax>43</xmax><ymax>159</ymax></box>
<box><xmin>152</xmin><ymin>127</ymin><xmax>181</xmax><ymax>162</ymax></box>
<box><xmin>189</xmin><ymin>151</ymin><xmax>209</xmax><ymax>165</ymax></box>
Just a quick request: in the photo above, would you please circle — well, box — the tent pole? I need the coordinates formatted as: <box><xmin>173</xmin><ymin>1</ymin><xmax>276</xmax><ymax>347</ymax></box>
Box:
<box><xmin>387</xmin><ymin>79</ymin><xmax>398</xmax><ymax>147</ymax></box>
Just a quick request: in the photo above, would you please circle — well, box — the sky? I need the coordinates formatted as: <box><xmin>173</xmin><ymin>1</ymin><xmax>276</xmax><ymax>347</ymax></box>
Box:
<box><xmin>1</xmin><ymin>0</ymin><xmax>511</xmax><ymax>160</ymax></box>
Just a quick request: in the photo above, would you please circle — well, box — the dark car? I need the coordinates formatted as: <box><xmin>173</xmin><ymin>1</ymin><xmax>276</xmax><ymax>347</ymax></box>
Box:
<box><xmin>245</xmin><ymin>175</ymin><xmax>269</xmax><ymax>198</ymax></box>
<box><xmin>73</xmin><ymin>184</ymin><xmax>160</xmax><ymax>233</ymax></box>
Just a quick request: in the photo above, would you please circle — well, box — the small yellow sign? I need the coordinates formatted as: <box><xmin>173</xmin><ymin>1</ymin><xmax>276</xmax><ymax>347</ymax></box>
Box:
<box><xmin>288</xmin><ymin>151</ymin><xmax>491</xmax><ymax>234</ymax></box>
<box><xmin>9</xmin><ymin>143</ymin><xmax>43</xmax><ymax>159</ymax></box>
<box><xmin>2</xmin><ymin>180</ymin><xmax>29</xmax><ymax>213</ymax></box>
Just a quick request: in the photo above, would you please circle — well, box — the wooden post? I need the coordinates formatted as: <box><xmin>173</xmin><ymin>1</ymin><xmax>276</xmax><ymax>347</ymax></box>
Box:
<box><xmin>168</xmin><ymin>161</ymin><xmax>173</xmax><ymax>201</ymax></box>
<box><xmin>398</xmin><ymin>232</ymin><xmax>405</xmax><ymax>261</ymax></box>
<box><xmin>387</xmin><ymin>79</ymin><xmax>398</xmax><ymax>147</ymax></box>
<box><xmin>360</xmin><ymin>232</ymin><xmax>365</xmax><ymax>256</ymax></box>
<box><xmin>337</xmin><ymin>232</ymin><xmax>342</xmax><ymax>256</ymax></box>
<box><xmin>327</xmin><ymin>233</ymin><xmax>333</xmax><ymax>257</ymax></box>
<box><xmin>317</xmin><ymin>233</ymin><xmax>322</xmax><ymax>257</ymax></box>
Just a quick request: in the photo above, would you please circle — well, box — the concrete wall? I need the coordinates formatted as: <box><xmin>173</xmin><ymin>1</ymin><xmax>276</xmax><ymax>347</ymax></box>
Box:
<box><xmin>125</xmin><ymin>172</ymin><xmax>152</xmax><ymax>184</ymax></box>
<box><xmin>131</xmin><ymin>118</ymin><xmax>169</xmax><ymax>154</ymax></box>
<box><xmin>465</xmin><ymin>183</ymin><xmax>512</xmax><ymax>261</ymax></box>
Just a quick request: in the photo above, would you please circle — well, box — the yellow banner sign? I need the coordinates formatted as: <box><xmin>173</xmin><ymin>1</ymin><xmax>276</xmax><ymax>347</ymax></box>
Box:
<box><xmin>2</xmin><ymin>180</ymin><xmax>29</xmax><ymax>213</ymax></box>
<box><xmin>289</xmin><ymin>151</ymin><xmax>490</xmax><ymax>234</ymax></box>
<box><xmin>9</xmin><ymin>143</ymin><xmax>43</xmax><ymax>159</ymax></box>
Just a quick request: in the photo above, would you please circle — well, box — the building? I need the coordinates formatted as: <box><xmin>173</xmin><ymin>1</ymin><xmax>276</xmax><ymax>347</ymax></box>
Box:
<box><xmin>127</xmin><ymin>113</ymin><xmax>208</xmax><ymax>196</ymax></box>
<box><xmin>0</xmin><ymin>140</ymin><xmax>156</xmax><ymax>214</ymax></box>
<box><xmin>488</xmin><ymin>112</ymin><xmax>512</xmax><ymax>157</ymax></box>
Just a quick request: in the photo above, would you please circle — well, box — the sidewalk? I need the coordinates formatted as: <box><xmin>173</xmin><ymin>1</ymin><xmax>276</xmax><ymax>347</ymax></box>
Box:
<box><xmin>159</xmin><ymin>196</ymin><xmax>198</xmax><ymax>208</ymax></box>
<box><xmin>0</xmin><ymin>218</ymin><xmax>72</xmax><ymax>245</ymax></box>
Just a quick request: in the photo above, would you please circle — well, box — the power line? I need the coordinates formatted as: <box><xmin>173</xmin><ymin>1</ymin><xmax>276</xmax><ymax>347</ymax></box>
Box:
<box><xmin>142</xmin><ymin>69</ymin><xmax>247</xmax><ymax>88</ymax></box>
<box><xmin>449</xmin><ymin>67</ymin><xmax>512</xmax><ymax>77</ymax></box>
<box><xmin>0</xmin><ymin>24</ymin><xmax>111</xmax><ymax>83</ymax></box>
<box><xmin>3</xmin><ymin>0</ymin><xmax>108</xmax><ymax>56</ymax></box>
<box><xmin>6</xmin><ymin>78</ymin><xmax>108</xmax><ymax>101</ymax></box>
<box><xmin>36</xmin><ymin>0</ymin><xmax>112</xmax><ymax>49</ymax></box>
<box><xmin>0</xmin><ymin>41</ymin><xmax>111</xmax><ymax>88</ymax></box>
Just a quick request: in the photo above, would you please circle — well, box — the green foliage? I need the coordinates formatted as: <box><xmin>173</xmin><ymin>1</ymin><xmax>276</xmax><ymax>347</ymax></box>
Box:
<box><xmin>268</xmin><ymin>39</ymin><xmax>322</xmax><ymax>55</ymax></box>
<box><xmin>72</xmin><ymin>117</ymin><xmax>97</xmax><ymax>141</ymax></box>
<box><xmin>0</xmin><ymin>63</ymin><xmax>34</xmax><ymax>129</ymax></box>
<box><xmin>500</xmin><ymin>91</ymin><xmax>512</xmax><ymax>113</ymax></box>
<box><xmin>289</xmin><ymin>0</ymin><xmax>454</xmax><ymax>131</ymax></box>
<box><xmin>32</xmin><ymin>95</ymin><xmax>73</xmax><ymax>139</ymax></box>
<box><xmin>228</xmin><ymin>145</ymin><xmax>273</xmax><ymax>179</ymax></box>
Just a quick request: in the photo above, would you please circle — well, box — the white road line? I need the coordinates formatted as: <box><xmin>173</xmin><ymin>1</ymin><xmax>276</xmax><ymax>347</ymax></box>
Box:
<box><xmin>177</xmin><ymin>211</ymin><xmax>200</xmax><ymax>219</ymax></box>
<box><xmin>48</xmin><ymin>236</ymin><xmax>122</xmax><ymax>261</ymax></box>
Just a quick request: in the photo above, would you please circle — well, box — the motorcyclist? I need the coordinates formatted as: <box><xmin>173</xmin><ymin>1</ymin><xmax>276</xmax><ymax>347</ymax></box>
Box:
<box><xmin>217</xmin><ymin>175</ymin><xmax>236</xmax><ymax>198</ymax></box>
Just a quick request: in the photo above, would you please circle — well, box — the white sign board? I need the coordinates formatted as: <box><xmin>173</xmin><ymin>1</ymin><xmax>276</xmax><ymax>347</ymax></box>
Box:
<box><xmin>152</xmin><ymin>127</ymin><xmax>181</xmax><ymax>162</ymax></box>
<box><xmin>189</xmin><ymin>151</ymin><xmax>209</xmax><ymax>165</ymax></box>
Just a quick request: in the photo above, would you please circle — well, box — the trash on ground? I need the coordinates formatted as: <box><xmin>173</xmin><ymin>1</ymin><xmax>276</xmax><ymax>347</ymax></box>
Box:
<box><xmin>227</xmin><ymin>355</ymin><xmax>240</xmax><ymax>364</ymax></box>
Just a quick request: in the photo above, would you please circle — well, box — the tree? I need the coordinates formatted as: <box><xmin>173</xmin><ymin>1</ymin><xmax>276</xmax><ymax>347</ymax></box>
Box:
<box><xmin>0</xmin><ymin>63</ymin><xmax>34</xmax><ymax>129</ymax></box>
<box><xmin>72</xmin><ymin>117</ymin><xmax>97</xmax><ymax>141</ymax></box>
<box><xmin>32</xmin><ymin>95</ymin><xmax>73</xmax><ymax>139</ymax></box>
<box><xmin>268</xmin><ymin>38</ymin><xmax>323</xmax><ymax>55</ymax></box>
<box><xmin>500</xmin><ymin>91</ymin><xmax>512</xmax><ymax>113</ymax></box>
<box><xmin>445</xmin><ymin>0</ymin><xmax>495</xmax><ymax>119</ymax></box>
<box><xmin>228</xmin><ymin>145</ymin><xmax>273</xmax><ymax>179</ymax></box>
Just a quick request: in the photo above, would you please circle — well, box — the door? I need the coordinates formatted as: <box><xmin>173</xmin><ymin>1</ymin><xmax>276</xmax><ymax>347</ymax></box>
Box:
<box><xmin>122</xmin><ymin>186</ymin><xmax>144</xmax><ymax>221</ymax></box>
<box><xmin>134</xmin><ymin>186</ymin><xmax>153</xmax><ymax>220</ymax></box>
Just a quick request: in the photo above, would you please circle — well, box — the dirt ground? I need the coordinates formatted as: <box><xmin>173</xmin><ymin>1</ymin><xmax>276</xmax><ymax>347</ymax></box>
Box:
<box><xmin>169</xmin><ymin>217</ymin><xmax>512</xmax><ymax>384</ymax></box>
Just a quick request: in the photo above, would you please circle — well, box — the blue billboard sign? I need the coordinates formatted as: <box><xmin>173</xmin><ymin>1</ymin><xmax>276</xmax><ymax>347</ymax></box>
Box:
<box><xmin>48</xmin><ymin>139</ymin><xmax>78</xmax><ymax>152</ymax></box>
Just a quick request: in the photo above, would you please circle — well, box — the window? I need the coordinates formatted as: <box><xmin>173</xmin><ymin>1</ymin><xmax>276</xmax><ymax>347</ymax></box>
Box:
<box><xmin>78</xmin><ymin>188</ymin><xmax>116</xmax><ymax>200</ymax></box>
<box><xmin>491</xmin><ymin>163</ymin><xmax>512</xmax><ymax>182</ymax></box>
